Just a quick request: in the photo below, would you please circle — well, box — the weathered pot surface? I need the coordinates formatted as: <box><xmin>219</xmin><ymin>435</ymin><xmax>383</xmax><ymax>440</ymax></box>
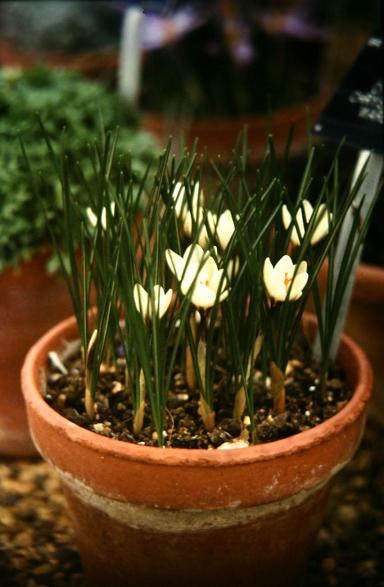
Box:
<box><xmin>21</xmin><ymin>313</ymin><xmax>372</xmax><ymax>587</ymax></box>
<box><xmin>0</xmin><ymin>251</ymin><xmax>72</xmax><ymax>456</ymax></box>
<box><xmin>346</xmin><ymin>263</ymin><xmax>384</xmax><ymax>421</ymax></box>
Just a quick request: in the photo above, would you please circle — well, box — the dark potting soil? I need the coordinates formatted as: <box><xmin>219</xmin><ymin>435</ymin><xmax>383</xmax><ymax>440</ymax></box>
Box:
<box><xmin>1</xmin><ymin>419</ymin><xmax>383</xmax><ymax>587</ymax></box>
<box><xmin>44</xmin><ymin>340</ymin><xmax>351</xmax><ymax>449</ymax></box>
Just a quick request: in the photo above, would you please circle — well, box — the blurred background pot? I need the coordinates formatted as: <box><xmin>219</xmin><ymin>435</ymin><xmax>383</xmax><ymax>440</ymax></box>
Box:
<box><xmin>138</xmin><ymin>2</ymin><xmax>332</xmax><ymax>163</ymax></box>
<box><xmin>344</xmin><ymin>263</ymin><xmax>384</xmax><ymax>423</ymax></box>
<box><xmin>21</xmin><ymin>314</ymin><xmax>372</xmax><ymax>587</ymax></box>
<box><xmin>0</xmin><ymin>251</ymin><xmax>72</xmax><ymax>456</ymax></box>
<box><xmin>0</xmin><ymin>40</ymin><xmax>118</xmax><ymax>80</ymax></box>
<box><xmin>143</xmin><ymin>92</ymin><xmax>328</xmax><ymax>164</ymax></box>
<box><xmin>311</xmin><ymin>261</ymin><xmax>384</xmax><ymax>424</ymax></box>
<box><xmin>0</xmin><ymin>1</ymin><xmax>120</xmax><ymax>80</ymax></box>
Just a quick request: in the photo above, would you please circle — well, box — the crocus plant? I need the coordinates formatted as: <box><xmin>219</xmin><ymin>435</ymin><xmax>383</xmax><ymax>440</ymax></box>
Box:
<box><xmin>34</xmin><ymin>130</ymin><xmax>377</xmax><ymax>447</ymax></box>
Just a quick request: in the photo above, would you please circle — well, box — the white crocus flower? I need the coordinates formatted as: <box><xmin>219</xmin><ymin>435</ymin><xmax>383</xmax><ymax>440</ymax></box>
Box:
<box><xmin>183</xmin><ymin>209</ymin><xmax>210</xmax><ymax>247</ymax></box>
<box><xmin>86</xmin><ymin>207</ymin><xmax>98</xmax><ymax>228</ymax></box>
<box><xmin>208</xmin><ymin>210</ymin><xmax>237</xmax><ymax>250</ymax></box>
<box><xmin>282</xmin><ymin>200</ymin><xmax>331</xmax><ymax>246</ymax></box>
<box><xmin>226</xmin><ymin>256</ymin><xmax>240</xmax><ymax>281</ymax></box>
<box><xmin>86</xmin><ymin>202</ymin><xmax>116</xmax><ymax>231</ymax></box>
<box><xmin>166</xmin><ymin>244</ymin><xmax>217</xmax><ymax>281</ymax></box>
<box><xmin>166</xmin><ymin>244</ymin><xmax>229</xmax><ymax>309</ymax></box>
<box><xmin>172</xmin><ymin>182</ymin><xmax>202</xmax><ymax>221</ymax></box>
<box><xmin>263</xmin><ymin>255</ymin><xmax>308</xmax><ymax>302</ymax></box>
<box><xmin>166</xmin><ymin>245</ymin><xmax>203</xmax><ymax>281</ymax></box>
<box><xmin>171</xmin><ymin>182</ymin><xmax>209</xmax><ymax>245</ymax></box>
<box><xmin>171</xmin><ymin>182</ymin><xmax>188</xmax><ymax>219</ymax></box>
<box><xmin>133</xmin><ymin>284</ymin><xmax>173</xmax><ymax>320</ymax></box>
<box><xmin>310</xmin><ymin>204</ymin><xmax>332</xmax><ymax>244</ymax></box>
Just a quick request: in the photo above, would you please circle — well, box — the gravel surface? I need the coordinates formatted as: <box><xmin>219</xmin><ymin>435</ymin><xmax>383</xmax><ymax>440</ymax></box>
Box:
<box><xmin>0</xmin><ymin>419</ymin><xmax>383</xmax><ymax>587</ymax></box>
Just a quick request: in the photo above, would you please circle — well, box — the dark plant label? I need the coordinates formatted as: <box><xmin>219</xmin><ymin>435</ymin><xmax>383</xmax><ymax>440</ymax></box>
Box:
<box><xmin>312</xmin><ymin>33</ymin><xmax>383</xmax><ymax>153</ymax></box>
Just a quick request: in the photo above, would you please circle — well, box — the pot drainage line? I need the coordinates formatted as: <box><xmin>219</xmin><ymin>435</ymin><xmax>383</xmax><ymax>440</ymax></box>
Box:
<box><xmin>51</xmin><ymin>461</ymin><xmax>350</xmax><ymax>533</ymax></box>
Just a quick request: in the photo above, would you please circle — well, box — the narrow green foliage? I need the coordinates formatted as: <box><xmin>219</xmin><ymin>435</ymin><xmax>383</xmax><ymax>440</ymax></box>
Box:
<box><xmin>32</xmin><ymin>123</ymin><xmax>377</xmax><ymax>446</ymax></box>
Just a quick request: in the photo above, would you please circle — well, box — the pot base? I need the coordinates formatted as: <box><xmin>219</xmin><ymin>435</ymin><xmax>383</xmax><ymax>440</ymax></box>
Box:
<box><xmin>64</xmin><ymin>481</ymin><xmax>331</xmax><ymax>587</ymax></box>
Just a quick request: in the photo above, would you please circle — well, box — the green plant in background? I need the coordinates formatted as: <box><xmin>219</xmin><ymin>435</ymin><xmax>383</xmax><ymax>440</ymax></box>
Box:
<box><xmin>0</xmin><ymin>65</ymin><xmax>158</xmax><ymax>271</ymax></box>
<box><xmin>31</xmin><ymin>128</ymin><xmax>378</xmax><ymax>447</ymax></box>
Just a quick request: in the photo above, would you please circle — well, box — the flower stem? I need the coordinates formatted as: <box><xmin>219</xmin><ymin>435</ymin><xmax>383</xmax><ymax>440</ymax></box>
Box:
<box><xmin>233</xmin><ymin>384</ymin><xmax>247</xmax><ymax>420</ymax></box>
<box><xmin>185</xmin><ymin>313</ymin><xmax>197</xmax><ymax>391</ymax></box>
<box><xmin>197</xmin><ymin>314</ymin><xmax>216</xmax><ymax>430</ymax></box>
<box><xmin>270</xmin><ymin>361</ymin><xmax>286</xmax><ymax>414</ymax></box>
<box><xmin>133</xmin><ymin>369</ymin><xmax>146</xmax><ymax>434</ymax></box>
<box><xmin>85</xmin><ymin>329</ymin><xmax>98</xmax><ymax>420</ymax></box>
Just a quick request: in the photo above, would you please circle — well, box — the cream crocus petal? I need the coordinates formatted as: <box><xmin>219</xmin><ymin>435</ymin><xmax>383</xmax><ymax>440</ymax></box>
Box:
<box><xmin>180</xmin><ymin>253</ymin><xmax>229</xmax><ymax>309</ymax></box>
<box><xmin>183</xmin><ymin>213</ymin><xmax>210</xmax><ymax>247</ymax></box>
<box><xmin>216</xmin><ymin>210</ymin><xmax>237</xmax><ymax>249</ymax></box>
<box><xmin>197</xmin><ymin>224</ymin><xmax>210</xmax><ymax>247</ymax></box>
<box><xmin>182</xmin><ymin>184</ymin><xmax>206</xmax><ymax>241</ymax></box>
<box><xmin>100</xmin><ymin>208</ymin><xmax>108</xmax><ymax>231</ymax></box>
<box><xmin>263</xmin><ymin>257</ymin><xmax>286</xmax><ymax>301</ymax></box>
<box><xmin>185</xmin><ymin>209</ymin><xmax>210</xmax><ymax>247</ymax></box>
<box><xmin>209</xmin><ymin>268</ymin><xmax>229</xmax><ymax>302</ymax></box>
<box><xmin>263</xmin><ymin>255</ymin><xmax>308</xmax><ymax>302</ymax></box>
<box><xmin>207</xmin><ymin>211</ymin><xmax>218</xmax><ymax>235</ymax></box>
<box><xmin>208</xmin><ymin>210</ymin><xmax>237</xmax><ymax>250</ymax></box>
<box><xmin>282</xmin><ymin>201</ymin><xmax>312</xmax><ymax>246</ymax></box>
<box><xmin>165</xmin><ymin>250</ymin><xmax>185</xmax><ymax>280</ymax></box>
<box><xmin>86</xmin><ymin>202</ymin><xmax>116</xmax><ymax>231</ymax></box>
<box><xmin>154</xmin><ymin>286</ymin><xmax>173</xmax><ymax>319</ymax></box>
<box><xmin>282</xmin><ymin>200</ymin><xmax>331</xmax><ymax>246</ymax></box>
<box><xmin>183</xmin><ymin>208</ymin><xmax>203</xmax><ymax>238</ymax></box>
<box><xmin>172</xmin><ymin>182</ymin><xmax>203</xmax><ymax>223</ymax></box>
<box><xmin>166</xmin><ymin>244</ymin><xmax>206</xmax><ymax>281</ymax></box>
<box><xmin>226</xmin><ymin>256</ymin><xmax>240</xmax><ymax>280</ymax></box>
<box><xmin>86</xmin><ymin>207</ymin><xmax>98</xmax><ymax>228</ymax></box>
<box><xmin>171</xmin><ymin>182</ymin><xmax>186</xmax><ymax>218</ymax></box>
<box><xmin>133</xmin><ymin>284</ymin><xmax>173</xmax><ymax>319</ymax></box>
<box><xmin>311</xmin><ymin>204</ymin><xmax>331</xmax><ymax>245</ymax></box>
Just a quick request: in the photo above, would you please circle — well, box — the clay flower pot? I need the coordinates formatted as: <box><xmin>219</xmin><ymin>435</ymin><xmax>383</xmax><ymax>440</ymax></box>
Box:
<box><xmin>142</xmin><ymin>93</ymin><xmax>329</xmax><ymax>165</ymax></box>
<box><xmin>0</xmin><ymin>39</ymin><xmax>118</xmax><ymax>79</ymax></box>
<box><xmin>344</xmin><ymin>263</ymin><xmax>384</xmax><ymax>421</ymax></box>
<box><xmin>309</xmin><ymin>261</ymin><xmax>384</xmax><ymax>422</ymax></box>
<box><xmin>21</xmin><ymin>314</ymin><xmax>372</xmax><ymax>587</ymax></box>
<box><xmin>0</xmin><ymin>252</ymin><xmax>72</xmax><ymax>456</ymax></box>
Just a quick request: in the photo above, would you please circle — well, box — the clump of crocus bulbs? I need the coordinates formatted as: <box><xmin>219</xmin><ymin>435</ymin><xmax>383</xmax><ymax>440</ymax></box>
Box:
<box><xmin>35</xmin><ymin>133</ymin><xmax>374</xmax><ymax>446</ymax></box>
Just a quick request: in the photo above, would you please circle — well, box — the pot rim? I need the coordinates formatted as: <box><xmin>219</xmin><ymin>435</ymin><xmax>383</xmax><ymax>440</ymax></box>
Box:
<box><xmin>21</xmin><ymin>313</ymin><xmax>372</xmax><ymax>468</ymax></box>
<box><xmin>142</xmin><ymin>92</ymin><xmax>330</xmax><ymax>128</ymax></box>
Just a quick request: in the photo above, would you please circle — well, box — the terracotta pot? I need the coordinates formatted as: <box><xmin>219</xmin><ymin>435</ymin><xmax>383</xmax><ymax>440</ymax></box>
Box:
<box><xmin>344</xmin><ymin>263</ymin><xmax>384</xmax><ymax>421</ymax></box>
<box><xmin>0</xmin><ymin>252</ymin><xmax>72</xmax><ymax>456</ymax></box>
<box><xmin>142</xmin><ymin>93</ymin><xmax>329</xmax><ymax>164</ymax></box>
<box><xmin>0</xmin><ymin>40</ymin><xmax>118</xmax><ymax>79</ymax></box>
<box><xmin>21</xmin><ymin>313</ymin><xmax>372</xmax><ymax>587</ymax></box>
<box><xmin>309</xmin><ymin>261</ymin><xmax>384</xmax><ymax>422</ymax></box>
